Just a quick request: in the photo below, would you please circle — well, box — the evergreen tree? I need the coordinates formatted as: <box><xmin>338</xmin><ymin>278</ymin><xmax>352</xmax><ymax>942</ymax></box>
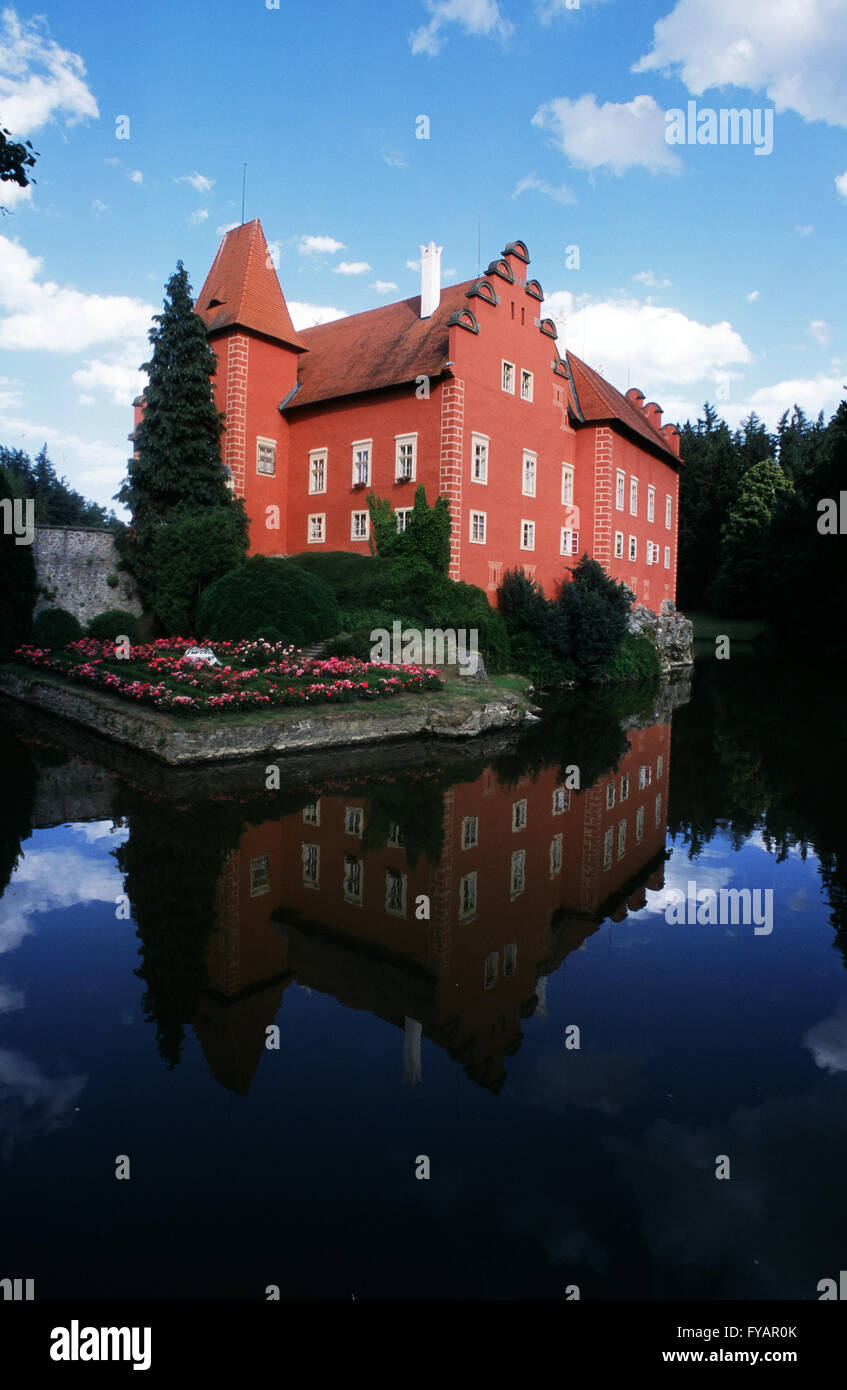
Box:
<box><xmin>707</xmin><ymin>458</ymin><xmax>795</xmax><ymax>616</ymax></box>
<box><xmin>0</xmin><ymin>466</ymin><xmax>37</xmax><ymax>658</ymax></box>
<box><xmin>677</xmin><ymin>403</ymin><xmax>747</xmax><ymax>608</ymax></box>
<box><xmin>117</xmin><ymin>262</ymin><xmax>242</xmax><ymax>598</ymax></box>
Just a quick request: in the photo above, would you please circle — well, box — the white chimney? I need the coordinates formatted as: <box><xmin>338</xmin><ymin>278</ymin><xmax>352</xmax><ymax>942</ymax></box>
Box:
<box><xmin>420</xmin><ymin>242</ymin><xmax>442</xmax><ymax>319</ymax></box>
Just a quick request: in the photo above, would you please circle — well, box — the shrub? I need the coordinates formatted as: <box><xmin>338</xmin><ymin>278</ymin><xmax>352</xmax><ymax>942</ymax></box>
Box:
<box><xmin>31</xmin><ymin>607</ymin><xmax>83</xmax><ymax>651</ymax></box>
<box><xmin>602</xmin><ymin>632</ymin><xmax>661</xmax><ymax>683</ymax></box>
<box><xmin>151</xmin><ymin>505</ymin><xmax>248</xmax><ymax>634</ymax></box>
<box><xmin>422</xmin><ymin>578</ymin><xmax>511</xmax><ymax>671</ymax></box>
<box><xmin>498</xmin><ymin>567</ymin><xmax>569</xmax><ymax>664</ymax></box>
<box><xmin>287</xmin><ymin>551</ymin><xmax>398</xmax><ymax>609</ymax></box>
<box><xmin>323</xmin><ymin>631</ymin><xmax>375</xmax><ymax>661</ymax></box>
<box><xmin>106</xmin><ymin>572</ymin><xmax>119</xmax><ymax>588</ymax></box>
<box><xmin>557</xmin><ymin>555</ymin><xmax>633</xmax><ymax>681</ymax></box>
<box><xmin>87</xmin><ymin>609</ymin><xmax>143</xmax><ymax>644</ymax></box>
<box><xmin>195</xmin><ymin>554</ymin><xmax>340</xmax><ymax>646</ymax></box>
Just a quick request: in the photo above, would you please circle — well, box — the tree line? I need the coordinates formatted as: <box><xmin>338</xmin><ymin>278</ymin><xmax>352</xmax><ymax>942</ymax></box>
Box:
<box><xmin>0</xmin><ymin>444</ymin><xmax>119</xmax><ymax>529</ymax></box>
<box><xmin>677</xmin><ymin>400</ymin><xmax>847</xmax><ymax>629</ymax></box>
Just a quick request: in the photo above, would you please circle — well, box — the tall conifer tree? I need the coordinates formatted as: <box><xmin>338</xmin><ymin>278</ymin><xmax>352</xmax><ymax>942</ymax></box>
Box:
<box><xmin>118</xmin><ymin>262</ymin><xmax>244</xmax><ymax>598</ymax></box>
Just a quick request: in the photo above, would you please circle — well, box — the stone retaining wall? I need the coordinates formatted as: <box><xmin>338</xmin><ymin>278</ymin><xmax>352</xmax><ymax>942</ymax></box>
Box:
<box><xmin>33</xmin><ymin>526</ymin><xmax>142</xmax><ymax>623</ymax></box>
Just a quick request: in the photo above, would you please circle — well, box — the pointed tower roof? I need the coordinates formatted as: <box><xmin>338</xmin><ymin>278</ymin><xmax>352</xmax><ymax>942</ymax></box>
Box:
<box><xmin>194</xmin><ymin>219</ymin><xmax>307</xmax><ymax>351</ymax></box>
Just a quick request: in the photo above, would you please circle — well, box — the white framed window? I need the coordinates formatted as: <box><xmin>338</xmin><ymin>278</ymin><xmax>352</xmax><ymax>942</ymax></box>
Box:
<box><xmin>395</xmin><ymin>433</ymin><xmax>417</xmax><ymax>482</ymax></box>
<box><xmin>345</xmin><ymin>806</ymin><xmax>363</xmax><ymax>836</ymax></box>
<box><xmin>628</xmin><ymin>535</ymin><xmax>637</xmax><ymax>562</ymax></box>
<box><xmin>561</xmin><ymin>464</ymin><xmax>574</xmax><ymax>505</ymax></box>
<box><xmin>520</xmin><ymin>369</ymin><xmax>533</xmax><ymax>402</ymax></box>
<box><xmin>606</xmin><ymin>782</ymin><xmax>615</xmax><ymax>810</ymax></box>
<box><xmin>471</xmin><ymin>433</ymin><xmax>489</xmax><ymax>483</ymax></box>
<box><xmin>550</xmin><ymin>833</ymin><xmax>563</xmax><ymax>876</ymax></box>
<box><xmin>250</xmin><ymin>854</ymin><xmax>270</xmax><ymax>896</ymax></box>
<box><xmin>387</xmin><ymin>821</ymin><xmax>403</xmax><ymax>847</ymax></box>
<box><xmin>603</xmin><ymin>828</ymin><xmax>613</xmax><ymax>870</ymax></box>
<box><xmin>636</xmin><ymin>805</ymin><xmax>644</xmax><ymax>842</ymax></box>
<box><xmin>655</xmin><ymin>792</ymin><xmax>663</xmax><ymax>827</ymax></box>
<box><xmin>302</xmin><ymin>801</ymin><xmax>321</xmax><ymax>826</ymax></box>
<box><xmin>309</xmin><ymin>448</ymin><xmax>327</xmax><ymax>494</ymax></box>
<box><xmin>256</xmin><ymin>438</ymin><xmax>276</xmax><ymax>476</ymax></box>
<box><xmin>469</xmin><ymin>510</ymin><xmax>486</xmax><ymax>543</ymax></box>
<box><xmin>522</xmin><ymin>450</ymin><xmax>536</xmax><ymax>497</ymax></box>
<box><xmin>521</xmin><ymin>519</ymin><xmax>535</xmax><ymax>550</ymax></box>
<box><xmin>657</xmin><ymin>755</ymin><xmax>664</xmax><ymax>779</ymax></box>
<box><xmin>461</xmin><ymin>815</ymin><xmax>478</xmax><ymax>850</ymax></box>
<box><xmin>512</xmin><ymin>798</ymin><xmax>527</xmax><ymax>831</ymax></box>
<box><xmin>620</xmin><ymin>773</ymin><xmax>629</xmax><ymax>801</ymax></box>
<box><xmin>665</xmin><ymin>495</ymin><xmax>672</xmax><ymax>529</ymax></box>
<box><xmin>616</xmin><ymin>470</ymin><xmax>625</xmax><ymax>510</ymax></box>
<box><xmin>510</xmin><ymin>848</ymin><xmax>526</xmax><ymax>896</ymax></box>
<box><xmin>503</xmin><ymin>943</ymin><xmax>517</xmax><ymax>976</ymax></box>
<box><xmin>351</xmin><ymin>440</ymin><xmax>371</xmax><ymax>487</ymax></box>
<box><xmin>484</xmin><ymin>951</ymin><xmax>499</xmax><ymax>989</ymax></box>
<box><xmin>664</xmin><ymin>545</ymin><xmax>671</xmax><ymax>569</ymax></box>
<box><xmin>308</xmin><ymin>513</ymin><xmax>325</xmax><ymax>544</ymax></box>
<box><xmin>343</xmin><ymin>855</ymin><xmax>363</xmax><ymax>904</ymax></box>
<box><xmin>646</xmin><ymin>541</ymin><xmax>655</xmax><ymax>566</ymax></box>
<box><xmin>351</xmin><ymin>510</ymin><xmax>370</xmax><ymax>541</ymax></box>
<box><xmin>630</xmin><ymin>477</ymin><xmax>638</xmax><ymax>515</ymax></box>
<box><xmin>617</xmin><ymin>819</ymin><xmax>627</xmax><ymax>859</ymax></box>
<box><xmin>561</xmin><ymin>528</ymin><xmax>580</xmax><ymax>556</ymax></box>
<box><xmin>459</xmin><ymin>871</ymin><xmax>477</xmax><ymax>922</ymax></box>
<box><xmin>396</xmin><ymin>508</ymin><xmax>412</xmax><ymax>533</ymax></box>
<box><xmin>385</xmin><ymin>869</ymin><xmax>407</xmax><ymax>917</ymax></box>
<box><xmin>647</xmin><ymin>486</ymin><xmax>655</xmax><ymax>523</ymax></box>
<box><xmin>302</xmin><ymin>843</ymin><xmax>320</xmax><ymax>888</ymax></box>
<box><xmin>502</xmin><ymin>360</ymin><xmax>515</xmax><ymax>393</ymax></box>
<box><xmin>638</xmin><ymin>765</ymin><xmax>652</xmax><ymax>790</ymax></box>
<box><xmin>614</xmin><ymin>531</ymin><xmax>624</xmax><ymax>559</ymax></box>
<box><xmin>552</xmin><ymin>786</ymin><xmax>569</xmax><ymax>815</ymax></box>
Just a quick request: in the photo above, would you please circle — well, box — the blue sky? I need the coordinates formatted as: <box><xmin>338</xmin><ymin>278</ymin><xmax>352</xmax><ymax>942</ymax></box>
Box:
<box><xmin>0</xmin><ymin>0</ymin><xmax>845</xmax><ymax>511</ymax></box>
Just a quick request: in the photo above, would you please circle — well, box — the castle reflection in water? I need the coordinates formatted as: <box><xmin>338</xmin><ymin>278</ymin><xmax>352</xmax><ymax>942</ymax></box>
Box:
<box><xmin>194</xmin><ymin>719</ymin><xmax>671</xmax><ymax>1097</ymax></box>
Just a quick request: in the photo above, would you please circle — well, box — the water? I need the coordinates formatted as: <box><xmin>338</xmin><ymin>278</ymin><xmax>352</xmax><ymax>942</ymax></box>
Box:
<box><xmin>1</xmin><ymin>657</ymin><xmax>845</xmax><ymax>1301</ymax></box>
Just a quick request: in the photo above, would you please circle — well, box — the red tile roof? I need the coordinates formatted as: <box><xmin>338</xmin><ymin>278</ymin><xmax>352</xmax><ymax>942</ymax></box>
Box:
<box><xmin>194</xmin><ymin>220</ymin><xmax>306</xmax><ymax>351</ymax></box>
<box><xmin>566</xmin><ymin>352</ymin><xmax>679</xmax><ymax>462</ymax></box>
<box><xmin>285</xmin><ymin>281</ymin><xmax>478</xmax><ymax>410</ymax></box>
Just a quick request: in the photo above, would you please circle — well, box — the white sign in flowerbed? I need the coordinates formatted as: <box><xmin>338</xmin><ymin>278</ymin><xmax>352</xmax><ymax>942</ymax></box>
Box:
<box><xmin>182</xmin><ymin>647</ymin><xmax>221</xmax><ymax>666</ymax></box>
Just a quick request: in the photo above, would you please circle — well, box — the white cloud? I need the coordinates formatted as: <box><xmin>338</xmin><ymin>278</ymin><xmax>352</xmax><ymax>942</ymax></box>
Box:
<box><xmin>535</xmin><ymin>0</ymin><xmax>608</xmax><ymax>18</ymax></box>
<box><xmin>836</xmin><ymin>170</ymin><xmax>847</xmax><ymax>199</ymax></box>
<box><xmin>175</xmin><ymin>172</ymin><xmax>215</xmax><ymax>194</ymax></box>
<box><xmin>129</xmin><ymin>170</ymin><xmax>143</xmax><ymax>185</ymax></box>
<box><xmin>544</xmin><ymin>288</ymin><xmax>751</xmax><ymax>394</ymax></box>
<box><xmin>633</xmin><ymin>0</ymin><xmax>847</xmax><ymax>128</ymax></box>
<box><xmin>298</xmin><ymin>234</ymin><xmax>345</xmax><ymax>255</ymax></box>
<box><xmin>532</xmin><ymin>93</ymin><xmax>682</xmax><ymax>175</ymax></box>
<box><xmin>804</xmin><ymin>1002</ymin><xmax>847</xmax><ymax>1075</ymax></box>
<box><xmin>410</xmin><ymin>0</ymin><xmax>514</xmax><ymax>57</ymax></box>
<box><xmin>216</xmin><ymin>221</ymin><xmax>239</xmax><ymax>235</ymax></box>
<box><xmin>91</xmin><ymin>198</ymin><xmax>107</xmax><ymax>216</ymax></box>
<box><xmin>746</xmin><ymin>289</ymin><xmax>760</xmax><ymax>302</ymax></box>
<box><xmin>807</xmin><ymin>318</ymin><xmax>831</xmax><ymax>347</ymax></box>
<box><xmin>188</xmin><ymin>208</ymin><xmax>209</xmax><ymax>226</ymax></box>
<box><xmin>76</xmin><ymin>393</ymin><xmax>95</xmax><ymax>406</ymax></box>
<box><xmin>0</xmin><ymin>8</ymin><xmax>98</xmax><ymax>135</ymax></box>
<box><xmin>0</xmin><ymin>180</ymin><xmax>33</xmax><ymax>210</ymax></box>
<box><xmin>512</xmin><ymin>170</ymin><xmax>578</xmax><ymax>204</ymax></box>
<box><xmin>634</xmin><ymin>269</ymin><xmax>672</xmax><ymax>289</ymax></box>
<box><xmin>72</xmin><ymin>347</ymin><xmax>147</xmax><ymax>406</ymax></box>
<box><xmin>288</xmin><ymin>301</ymin><xmax>347</xmax><ymax>328</ymax></box>
<box><xmin>735</xmin><ymin>372</ymin><xmax>845</xmax><ymax>427</ymax></box>
<box><xmin>406</xmin><ymin>258</ymin><xmax>421</xmax><ymax>271</ymax></box>
<box><xmin>0</xmin><ymin>235</ymin><xmax>154</xmax><ymax>354</ymax></box>
<box><xmin>0</xmin><ymin>981</ymin><xmax>24</xmax><ymax>1014</ymax></box>
<box><xmin>370</xmin><ymin>280</ymin><xmax>399</xmax><ymax>293</ymax></box>
<box><xmin>334</xmin><ymin>260</ymin><xmax>371</xmax><ymax>275</ymax></box>
<box><xmin>795</xmin><ymin>224</ymin><xmax>814</xmax><ymax>236</ymax></box>
<box><xmin>380</xmin><ymin>147</ymin><xmax>408</xmax><ymax>168</ymax></box>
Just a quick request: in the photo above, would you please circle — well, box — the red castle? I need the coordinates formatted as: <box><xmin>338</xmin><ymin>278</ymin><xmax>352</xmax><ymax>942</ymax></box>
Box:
<box><xmin>135</xmin><ymin>219</ymin><xmax>682</xmax><ymax>610</ymax></box>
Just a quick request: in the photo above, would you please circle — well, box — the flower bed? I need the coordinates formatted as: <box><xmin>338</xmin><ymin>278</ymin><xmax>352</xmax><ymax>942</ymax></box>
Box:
<box><xmin>12</xmin><ymin>636</ymin><xmax>445</xmax><ymax>716</ymax></box>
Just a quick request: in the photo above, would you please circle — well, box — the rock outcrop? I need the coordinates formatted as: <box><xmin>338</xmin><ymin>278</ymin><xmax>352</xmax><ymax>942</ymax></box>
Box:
<box><xmin>628</xmin><ymin>600</ymin><xmax>694</xmax><ymax>673</ymax></box>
